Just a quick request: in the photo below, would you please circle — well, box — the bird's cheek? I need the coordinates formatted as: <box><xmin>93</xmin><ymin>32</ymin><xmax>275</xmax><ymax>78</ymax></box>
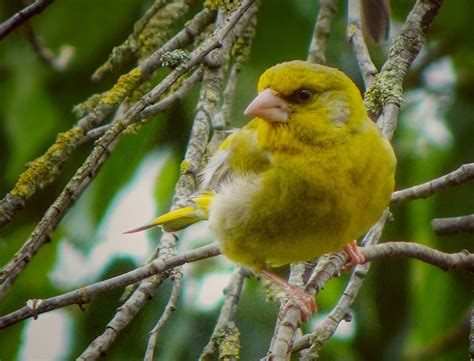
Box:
<box><xmin>322</xmin><ymin>95</ymin><xmax>350</xmax><ymax>126</ymax></box>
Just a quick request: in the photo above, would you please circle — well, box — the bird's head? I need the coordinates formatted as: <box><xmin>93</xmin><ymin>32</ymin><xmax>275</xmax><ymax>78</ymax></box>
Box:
<box><xmin>245</xmin><ymin>60</ymin><xmax>368</xmax><ymax>145</ymax></box>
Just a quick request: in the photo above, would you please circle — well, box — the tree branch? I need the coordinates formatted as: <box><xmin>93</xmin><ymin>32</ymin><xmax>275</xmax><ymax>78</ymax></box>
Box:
<box><xmin>0</xmin><ymin>69</ymin><xmax>202</xmax><ymax>301</ymax></box>
<box><xmin>0</xmin><ymin>244</ymin><xmax>221</xmax><ymax>330</ymax></box>
<box><xmin>77</xmin><ymin>233</ymin><xmax>177</xmax><ymax>361</ymax></box>
<box><xmin>0</xmin><ymin>0</ymin><xmax>55</xmax><ymax>40</ymax></box>
<box><xmin>366</xmin><ymin>0</ymin><xmax>444</xmax><ymax>138</ymax></box>
<box><xmin>91</xmin><ymin>0</ymin><xmax>169</xmax><ymax>81</ymax></box>
<box><xmin>77</xmin><ymin>5</ymin><xmax>258</xmax><ymax>357</ymax></box>
<box><xmin>1</xmin><ymin>239</ymin><xmax>471</xmax><ymax>334</ymax></box>
<box><xmin>392</xmin><ymin>163</ymin><xmax>474</xmax><ymax>203</ymax></box>
<box><xmin>296</xmin><ymin>262</ymin><xmax>371</xmax><ymax>357</ymax></box>
<box><xmin>432</xmin><ymin>214</ymin><xmax>474</xmax><ymax>236</ymax></box>
<box><xmin>199</xmin><ymin>267</ymin><xmax>246</xmax><ymax>360</ymax></box>
<box><xmin>307</xmin><ymin>0</ymin><xmax>339</xmax><ymax>64</ymax></box>
<box><xmin>0</xmin><ymin>0</ymin><xmax>256</xmax><ymax>301</ymax></box>
<box><xmin>362</xmin><ymin>242</ymin><xmax>474</xmax><ymax>272</ymax></box>
<box><xmin>293</xmin><ymin>242</ymin><xmax>474</xmax><ymax>354</ymax></box>
<box><xmin>0</xmin><ymin>7</ymin><xmax>215</xmax><ymax>229</ymax></box>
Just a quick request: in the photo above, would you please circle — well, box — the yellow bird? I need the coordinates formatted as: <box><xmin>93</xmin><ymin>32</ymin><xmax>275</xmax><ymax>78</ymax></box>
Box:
<box><xmin>127</xmin><ymin>60</ymin><xmax>396</xmax><ymax>315</ymax></box>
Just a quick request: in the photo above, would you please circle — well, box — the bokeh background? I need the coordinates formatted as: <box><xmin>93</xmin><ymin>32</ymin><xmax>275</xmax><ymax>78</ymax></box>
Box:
<box><xmin>0</xmin><ymin>0</ymin><xmax>472</xmax><ymax>360</ymax></box>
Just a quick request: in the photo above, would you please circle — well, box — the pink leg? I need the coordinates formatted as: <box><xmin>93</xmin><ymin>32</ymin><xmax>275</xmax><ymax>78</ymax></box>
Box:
<box><xmin>343</xmin><ymin>240</ymin><xmax>366</xmax><ymax>268</ymax></box>
<box><xmin>261</xmin><ymin>269</ymin><xmax>317</xmax><ymax>322</ymax></box>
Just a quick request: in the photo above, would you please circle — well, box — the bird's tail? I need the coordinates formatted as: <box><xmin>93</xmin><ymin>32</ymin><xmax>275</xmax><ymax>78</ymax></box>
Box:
<box><xmin>124</xmin><ymin>192</ymin><xmax>214</xmax><ymax>234</ymax></box>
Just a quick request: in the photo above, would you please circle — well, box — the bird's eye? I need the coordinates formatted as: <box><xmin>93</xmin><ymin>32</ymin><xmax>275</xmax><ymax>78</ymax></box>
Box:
<box><xmin>289</xmin><ymin>89</ymin><xmax>313</xmax><ymax>104</ymax></box>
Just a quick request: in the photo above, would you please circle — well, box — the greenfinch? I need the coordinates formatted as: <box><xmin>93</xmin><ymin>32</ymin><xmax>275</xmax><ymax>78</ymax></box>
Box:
<box><xmin>127</xmin><ymin>60</ymin><xmax>396</xmax><ymax>313</ymax></box>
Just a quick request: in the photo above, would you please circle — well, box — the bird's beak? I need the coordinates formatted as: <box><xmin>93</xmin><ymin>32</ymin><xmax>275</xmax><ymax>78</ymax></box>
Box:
<box><xmin>244</xmin><ymin>88</ymin><xmax>291</xmax><ymax>123</ymax></box>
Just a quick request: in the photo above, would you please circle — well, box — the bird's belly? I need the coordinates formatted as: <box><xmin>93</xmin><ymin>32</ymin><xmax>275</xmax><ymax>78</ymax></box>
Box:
<box><xmin>208</xmin><ymin>172</ymin><xmax>354</xmax><ymax>270</ymax></box>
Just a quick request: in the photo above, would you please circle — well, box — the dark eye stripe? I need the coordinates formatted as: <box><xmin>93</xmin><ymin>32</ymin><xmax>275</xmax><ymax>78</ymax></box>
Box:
<box><xmin>288</xmin><ymin>88</ymin><xmax>314</xmax><ymax>104</ymax></box>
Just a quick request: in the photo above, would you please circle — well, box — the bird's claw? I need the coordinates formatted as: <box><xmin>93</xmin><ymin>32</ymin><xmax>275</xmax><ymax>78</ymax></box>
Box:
<box><xmin>343</xmin><ymin>240</ymin><xmax>366</xmax><ymax>269</ymax></box>
<box><xmin>282</xmin><ymin>286</ymin><xmax>317</xmax><ymax>323</ymax></box>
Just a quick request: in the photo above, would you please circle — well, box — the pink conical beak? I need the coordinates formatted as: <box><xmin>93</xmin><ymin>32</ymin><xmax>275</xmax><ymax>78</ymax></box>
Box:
<box><xmin>244</xmin><ymin>88</ymin><xmax>291</xmax><ymax>122</ymax></box>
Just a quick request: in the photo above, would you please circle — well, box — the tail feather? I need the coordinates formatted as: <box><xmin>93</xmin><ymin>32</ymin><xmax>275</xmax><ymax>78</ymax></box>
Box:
<box><xmin>124</xmin><ymin>192</ymin><xmax>214</xmax><ymax>234</ymax></box>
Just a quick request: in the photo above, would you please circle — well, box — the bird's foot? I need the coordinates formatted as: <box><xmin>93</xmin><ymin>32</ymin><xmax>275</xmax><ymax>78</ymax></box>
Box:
<box><xmin>281</xmin><ymin>284</ymin><xmax>317</xmax><ymax>322</ymax></box>
<box><xmin>342</xmin><ymin>240</ymin><xmax>366</xmax><ymax>269</ymax></box>
<box><xmin>261</xmin><ymin>269</ymin><xmax>317</xmax><ymax>323</ymax></box>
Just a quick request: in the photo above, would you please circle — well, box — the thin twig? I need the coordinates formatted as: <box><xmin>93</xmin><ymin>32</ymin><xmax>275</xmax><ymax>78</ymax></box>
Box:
<box><xmin>24</xmin><ymin>22</ymin><xmax>74</xmax><ymax>71</ymax></box>
<box><xmin>79</xmin><ymin>68</ymin><xmax>204</xmax><ymax>145</ymax></box>
<box><xmin>347</xmin><ymin>0</ymin><xmax>378</xmax><ymax>88</ymax></box>
<box><xmin>307</xmin><ymin>0</ymin><xmax>339</xmax><ymax>64</ymax></box>
<box><xmin>432</xmin><ymin>214</ymin><xmax>474</xmax><ymax>236</ymax></box>
<box><xmin>0</xmin><ymin>0</ymin><xmax>55</xmax><ymax>40</ymax></box>
<box><xmin>144</xmin><ymin>268</ymin><xmax>183</xmax><ymax>361</ymax></box>
<box><xmin>0</xmin><ymin>243</ymin><xmax>221</xmax><ymax>330</ymax></box>
<box><xmin>470</xmin><ymin>307</ymin><xmax>474</xmax><ymax>360</ymax></box>
<box><xmin>392</xmin><ymin>163</ymin><xmax>474</xmax><ymax>203</ymax></box>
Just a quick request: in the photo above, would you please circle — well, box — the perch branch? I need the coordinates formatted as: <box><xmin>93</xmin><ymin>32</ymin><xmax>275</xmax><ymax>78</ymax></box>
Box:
<box><xmin>267</xmin><ymin>209</ymin><xmax>387</xmax><ymax>361</ymax></box>
<box><xmin>296</xmin><ymin>263</ymin><xmax>371</xmax><ymax>358</ymax></box>
<box><xmin>1</xmin><ymin>239</ymin><xmax>471</xmax><ymax>332</ymax></box>
<box><xmin>0</xmin><ymin>243</ymin><xmax>221</xmax><ymax>330</ymax></box>
<box><xmin>293</xmin><ymin>241</ymin><xmax>473</xmax><ymax>353</ymax></box>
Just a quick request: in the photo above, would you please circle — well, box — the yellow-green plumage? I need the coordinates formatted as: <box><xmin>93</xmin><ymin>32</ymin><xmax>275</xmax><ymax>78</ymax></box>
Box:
<box><xmin>132</xmin><ymin>61</ymin><xmax>396</xmax><ymax>272</ymax></box>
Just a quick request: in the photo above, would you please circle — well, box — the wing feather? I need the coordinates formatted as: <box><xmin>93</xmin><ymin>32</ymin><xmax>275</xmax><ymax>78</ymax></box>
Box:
<box><xmin>199</xmin><ymin>119</ymin><xmax>272</xmax><ymax>191</ymax></box>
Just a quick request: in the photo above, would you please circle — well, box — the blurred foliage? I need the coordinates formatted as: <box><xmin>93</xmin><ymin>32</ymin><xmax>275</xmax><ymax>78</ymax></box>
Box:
<box><xmin>0</xmin><ymin>0</ymin><xmax>473</xmax><ymax>360</ymax></box>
